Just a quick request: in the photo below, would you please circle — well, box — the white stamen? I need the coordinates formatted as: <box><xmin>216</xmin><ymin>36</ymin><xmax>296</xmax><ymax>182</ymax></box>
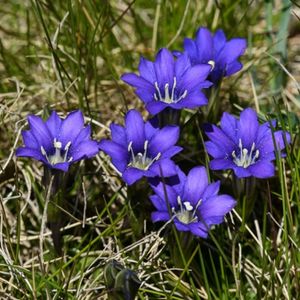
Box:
<box><xmin>183</xmin><ymin>201</ymin><xmax>193</xmax><ymax>211</ymax></box>
<box><xmin>208</xmin><ymin>60</ymin><xmax>215</xmax><ymax>70</ymax></box>
<box><xmin>154</xmin><ymin>78</ymin><xmax>187</xmax><ymax>103</ymax></box>
<box><xmin>40</xmin><ymin>139</ymin><xmax>73</xmax><ymax>165</ymax></box>
<box><xmin>127</xmin><ymin>140</ymin><xmax>161</xmax><ymax>170</ymax></box>
<box><xmin>172</xmin><ymin>196</ymin><xmax>200</xmax><ymax>224</ymax></box>
<box><xmin>232</xmin><ymin>139</ymin><xmax>260</xmax><ymax>168</ymax></box>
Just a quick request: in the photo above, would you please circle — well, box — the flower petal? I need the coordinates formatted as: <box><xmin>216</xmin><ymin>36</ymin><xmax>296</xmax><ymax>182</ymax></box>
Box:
<box><xmin>121</xmin><ymin>73</ymin><xmax>154</xmax><ymax>91</ymax></box>
<box><xmin>195</xmin><ymin>27</ymin><xmax>214</xmax><ymax>63</ymax></box>
<box><xmin>138</xmin><ymin>57</ymin><xmax>156</xmax><ymax>83</ymax></box>
<box><xmin>175</xmin><ymin>52</ymin><xmax>191</xmax><ymax>78</ymax></box>
<box><xmin>217</xmin><ymin>38</ymin><xmax>247</xmax><ymax>65</ymax></box>
<box><xmin>205</xmin><ymin>141</ymin><xmax>224</xmax><ymax>159</ymax></box>
<box><xmin>46</xmin><ymin>111</ymin><xmax>62</xmax><ymax>138</ymax></box>
<box><xmin>183</xmin><ymin>166</ymin><xmax>208</xmax><ymax>205</ymax></box>
<box><xmin>204</xmin><ymin>123</ymin><xmax>235</xmax><ymax>154</ymax></box>
<box><xmin>189</xmin><ymin>222</ymin><xmax>209</xmax><ymax>238</ymax></box>
<box><xmin>220</xmin><ymin>112</ymin><xmax>238</xmax><ymax>143</ymax></box>
<box><xmin>145</xmin><ymin>101</ymin><xmax>168</xmax><ymax>115</ymax></box>
<box><xmin>238</xmin><ymin>108</ymin><xmax>259</xmax><ymax>148</ymax></box>
<box><xmin>233</xmin><ymin>166</ymin><xmax>252</xmax><ymax>178</ymax></box>
<box><xmin>148</xmin><ymin>126</ymin><xmax>179</xmax><ymax>156</ymax></box>
<box><xmin>70</xmin><ymin>140</ymin><xmax>99</xmax><ymax>162</ymax></box>
<box><xmin>151</xmin><ymin>211</ymin><xmax>170</xmax><ymax>222</ymax></box>
<box><xmin>150</xmin><ymin>159</ymin><xmax>178</xmax><ymax>178</ymax></box>
<box><xmin>122</xmin><ymin>167</ymin><xmax>145</xmax><ymax>185</ymax></box>
<box><xmin>213</xmin><ymin>29</ymin><xmax>226</xmax><ymax>55</ymax></box>
<box><xmin>21</xmin><ymin>130</ymin><xmax>39</xmax><ymax>149</ymax></box>
<box><xmin>226</xmin><ymin>61</ymin><xmax>243</xmax><ymax>76</ymax></box>
<box><xmin>98</xmin><ymin>140</ymin><xmax>128</xmax><ymax>163</ymax></box>
<box><xmin>154</xmin><ymin>48</ymin><xmax>175</xmax><ymax>86</ymax></box>
<box><xmin>125</xmin><ymin>110</ymin><xmax>145</xmax><ymax>152</ymax></box>
<box><xmin>247</xmin><ymin>160</ymin><xmax>275</xmax><ymax>178</ymax></box>
<box><xmin>52</xmin><ymin>162</ymin><xmax>70</xmax><ymax>172</ymax></box>
<box><xmin>59</xmin><ymin>110</ymin><xmax>84</xmax><ymax>145</ymax></box>
<box><xmin>110</xmin><ymin>124</ymin><xmax>127</xmax><ymax>147</ymax></box>
<box><xmin>27</xmin><ymin>115</ymin><xmax>52</xmax><ymax>151</ymax></box>
<box><xmin>183</xmin><ymin>38</ymin><xmax>198</xmax><ymax>64</ymax></box>
<box><xmin>149</xmin><ymin>195</ymin><xmax>167</xmax><ymax>211</ymax></box>
<box><xmin>199</xmin><ymin>194</ymin><xmax>236</xmax><ymax>225</ymax></box>
<box><xmin>16</xmin><ymin>147</ymin><xmax>46</xmax><ymax>162</ymax></box>
<box><xmin>210</xmin><ymin>158</ymin><xmax>235</xmax><ymax>170</ymax></box>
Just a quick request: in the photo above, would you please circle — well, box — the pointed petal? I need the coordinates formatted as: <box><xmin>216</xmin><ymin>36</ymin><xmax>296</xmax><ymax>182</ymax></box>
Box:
<box><xmin>72</xmin><ymin>125</ymin><xmax>92</xmax><ymax>148</ymax></box>
<box><xmin>213</xmin><ymin>29</ymin><xmax>226</xmax><ymax>54</ymax></box>
<box><xmin>183</xmin><ymin>166</ymin><xmax>208</xmax><ymax>205</ymax></box>
<box><xmin>70</xmin><ymin>140</ymin><xmax>99</xmax><ymax>162</ymax></box>
<box><xmin>178</xmin><ymin>90</ymin><xmax>208</xmax><ymax>109</ymax></box>
<box><xmin>151</xmin><ymin>211</ymin><xmax>170</xmax><ymax>222</ymax></box>
<box><xmin>247</xmin><ymin>161</ymin><xmax>275</xmax><ymax>178</ymax></box>
<box><xmin>27</xmin><ymin>115</ymin><xmax>52</xmax><ymax>151</ymax></box>
<box><xmin>149</xmin><ymin>195</ymin><xmax>167</xmax><ymax>211</ymax></box>
<box><xmin>238</xmin><ymin>108</ymin><xmax>259</xmax><ymax>148</ymax></box>
<box><xmin>121</xmin><ymin>73</ymin><xmax>154</xmax><ymax>91</ymax></box>
<box><xmin>175</xmin><ymin>52</ymin><xmax>191</xmax><ymax>78</ymax></box>
<box><xmin>200</xmin><ymin>194</ymin><xmax>236</xmax><ymax>225</ymax></box>
<box><xmin>205</xmin><ymin>141</ymin><xmax>224</xmax><ymax>159</ymax></box>
<box><xmin>183</xmin><ymin>38</ymin><xmax>198</xmax><ymax>63</ymax></box>
<box><xmin>125</xmin><ymin>109</ymin><xmax>145</xmax><ymax>152</ymax></box>
<box><xmin>233</xmin><ymin>166</ymin><xmax>252</xmax><ymax>178</ymax></box>
<box><xmin>150</xmin><ymin>159</ymin><xmax>178</xmax><ymax>178</ymax></box>
<box><xmin>202</xmin><ymin>181</ymin><xmax>221</xmax><ymax>199</ymax></box>
<box><xmin>138</xmin><ymin>57</ymin><xmax>156</xmax><ymax>83</ymax></box>
<box><xmin>154</xmin><ymin>48</ymin><xmax>175</xmax><ymax>86</ymax></box>
<box><xmin>210</xmin><ymin>158</ymin><xmax>235</xmax><ymax>170</ymax></box>
<box><xmin>122</xmin><ymin>168</ymin><xmax>144</xmax><ymax>185</ymax></box>
<box><xmin>16</xmin><ymin>147</ymin><xmax>46</xmax><ymax>162</ymax></box>
<box><xmin>195</xmin><ymin>27</ymin><xmax>213</xmax><ymax>62</ymax></box>
<box><xmin>110</xmin><ymin>124</ymin><xmax>127</xmax><ymax>147</ymax></box>
<box><xmin>220</xmin><ymin>112</ymin><xmax>239</xmax><ymax>143</ymax></box>
<box><xmin>59</xmin><ymin>110</ymin><xmax>84</xmax><ymax>145</ymax></box>
<box><xmin>52</xmin><ymin>162</ymin><xmax>70</xmax><ymax>172</ymax></box>
<box><xmin>226</xmin><ymin>61</ymin><xmax>243</xmax><ymax>76</ymax></box>
<box><xmin>46</xmin><ymin>111</ymin><xmax>62</xmax><ymax>138</ymax></box>
<box><xmin>145</xmin><ymin>101</ymin><xmax>168</xmax><ymax>115</ymax></box>
<box><xmin>21</xmin><ymin>130</ymin><xmax>39</xmax><ymax>149</ymax></box>
<box><xmin>98</xmin><ymin>140</ymin><xmax>128</xmax><ymax>162</ymax></box>
<box><xmin>217</xmin><ymin>38</ymin><xmax>247</xmax><ymax>65</ymax></box>
<box><xmin>148</xmin><ymin>126</ymin><xmax>179</xmax><ymax>156</ymax></box>
<box><xmin>204</xmin><ymin>124</ymin><xmax>235</xmax><ymax>154</ymax></box>
<box><xmin>189</xmin><ymin>222</ymin><xmax>209</xmax><ymax>238</ymax></box>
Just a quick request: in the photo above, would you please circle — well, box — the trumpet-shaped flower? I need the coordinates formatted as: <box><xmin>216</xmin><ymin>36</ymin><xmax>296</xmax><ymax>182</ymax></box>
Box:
<box><xmin>150</xmin><ymin>166</ymin><xmax>236</xmax><ymax>238</ymax></box>
<box><xmin>98</xmin><ymin>109</ymin><xmax>182</xmax><ymax>185</ymax></box>
<box><xmin>204</xmin><ymin>108</ymin><xmax>291</xmax><ymax>178</ymax></box>
<box><xmin>16</xmin><ymin>110</ymin><xmax>99</xmax><ymax>172</ymax></box>
<box><xmin>121</xmin><ymin>48</ymin><xmax>212</xmax><ymax>115</ymax></box>
<box><xmin>177</xmin><ymin>27</ymin><xmax>247</xmax><ymax>84</ymax></box>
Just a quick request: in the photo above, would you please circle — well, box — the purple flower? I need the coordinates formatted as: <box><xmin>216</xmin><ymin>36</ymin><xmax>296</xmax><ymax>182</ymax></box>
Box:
<box><xmin>98</xmin><ymin>109</ymin><xmax>182</xmax><ymax>185</ymax></box>
<box><xmin>121</xmin><ymin>48</ymin><xmax>212</xmax><ymax>115</ymax></box>
<box><xmin>150</xmin><ymin>166</ymin><xmax>236</xmax><ymax>238</ymax></box>
<box><xmin>178</xmin><ymin>27</ymin><xmax>247</xmax><ymax>84</ymax></box>
<box><xmin>204</xmin><ymin>108</ymin><xmax>291</xmax><ymax>178</ymax></box>
<box><xmin>16</xmin><ymin>110</ymin><xmax>99</xmax><ymax>172</ymax></box>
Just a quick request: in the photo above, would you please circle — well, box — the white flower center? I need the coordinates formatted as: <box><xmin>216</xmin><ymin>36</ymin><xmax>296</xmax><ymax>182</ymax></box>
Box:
<box><xmin>154</xmin><ymin>77</ymin><xmax>188</xmax><ymax>104</ymax></box>
<box><xmin>128</xmin><ymin>140</ymin><xmax>161</xmax><ymax>170</ymax></box>
<box><xmin>41</xmin><ymin>138</ymin><xmax>73</xmax><ymax>165</ymax></box>
<box><xmin>172</xmin><ymin>196</ymin><xmax>202</xmax><ymax>224</ymax></box>
<box><xmin>232</xmin><ymin>139</ymin><xmax>259</xmax><ymax>168</ymax></box>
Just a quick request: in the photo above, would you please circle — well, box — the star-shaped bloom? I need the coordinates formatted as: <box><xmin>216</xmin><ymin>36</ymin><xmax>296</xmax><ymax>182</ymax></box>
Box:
<box><xmin>98</xmin><ymin>109</ymin><xmax>182</xmax><ymax>185</ymax></box>
<box><xmin>204</xmin><ymin>108</ymin><xmax>291</xmax><ymax>178</ymax></box>
<box><xmin>149</xmin><ymin>166</ymin><xmax>236</xmax><ymax>238</ymax></box>
<box><xmin>121</xmin><ymin>48</ymin><xmax>212</xmax><ymax>115</ymax></box>
<box><xmin>177</xmin><ymin>27</ymin><xmax>247</xmax><ymax>84</ymax></box>
<box><xmin>16</xmin><ymin>110</ymin><xmax>99</xmax><ymax>172</ymax></box>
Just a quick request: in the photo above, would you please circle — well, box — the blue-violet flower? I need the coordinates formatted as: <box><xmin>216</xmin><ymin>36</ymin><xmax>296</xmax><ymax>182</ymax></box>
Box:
<box><xmin>150</xmin><ymin>166</ymin><xmax>236</xmax><ymax>238</ymax></box>
<box><xmin>204</xmin><ymin>108</ymin><xmax>291</xmax><ymax>178</ymax></box>
<box><xmin>177</xmin><ymin>27</ymin><xmax>247</xmax><ymax>84</ymax></box>
<box><xmin>121</xmin><ymin>48</ymin><xmax>212</xmax><ymax>115</ymax></box>
<box><xmin>16</xmin><ymin>110</ymin><xmax>99</xmax><ymax>172</ymax></box>
<box><xmin>98</xmin><ymin>109</ymin><xmax>182</xmax><ymax>185</ymax></box>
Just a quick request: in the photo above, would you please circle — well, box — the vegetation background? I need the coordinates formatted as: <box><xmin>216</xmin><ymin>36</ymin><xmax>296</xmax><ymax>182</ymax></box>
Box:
<box><xmin>0</xmin><ymin>0</ymin><xmax>299</xmax><ymax>299</ymax></box>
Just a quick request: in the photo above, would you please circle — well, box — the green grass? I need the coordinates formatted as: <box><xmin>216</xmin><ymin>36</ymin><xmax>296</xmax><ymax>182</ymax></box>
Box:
<box><xmin>0</xmin><ymin>0</ymin><xmax>300</xmax><ymax>299</ymax></box>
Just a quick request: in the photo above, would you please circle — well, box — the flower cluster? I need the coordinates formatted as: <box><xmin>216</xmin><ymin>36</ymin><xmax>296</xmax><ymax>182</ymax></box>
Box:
<box><xmin>16</xmin><ymin>26</ymin><xmax>292</xmax><ymax>240</ymax></box>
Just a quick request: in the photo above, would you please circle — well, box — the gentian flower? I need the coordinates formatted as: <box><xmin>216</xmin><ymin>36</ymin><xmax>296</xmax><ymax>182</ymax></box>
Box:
<box><xmin>98</xmin><ymin>109</ymin><xmax>182</xmax><ymax>185</ymax></box>
<box><xmin>177</xmin><ymin>27</ymin><xmax>247</xmax><ymax>84</ymax></box>
<box><xmin>16</xmin><ymin>110</ymin><xmax>99</xmax><ymax>172</ymax></box>
<box><xmin>150</xmin><ymin>166</ymin><xmax>236</xmax><ymax>238</ymax></box>
<box><xmin>121</xmin><ymin>48</ymin><xmax>212</xmax><ymax>115</ymax></box>
<box><xmin>204</xmin><ymin>108</ymin><xmax>291</xmax><ymax>178</ymax></box>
